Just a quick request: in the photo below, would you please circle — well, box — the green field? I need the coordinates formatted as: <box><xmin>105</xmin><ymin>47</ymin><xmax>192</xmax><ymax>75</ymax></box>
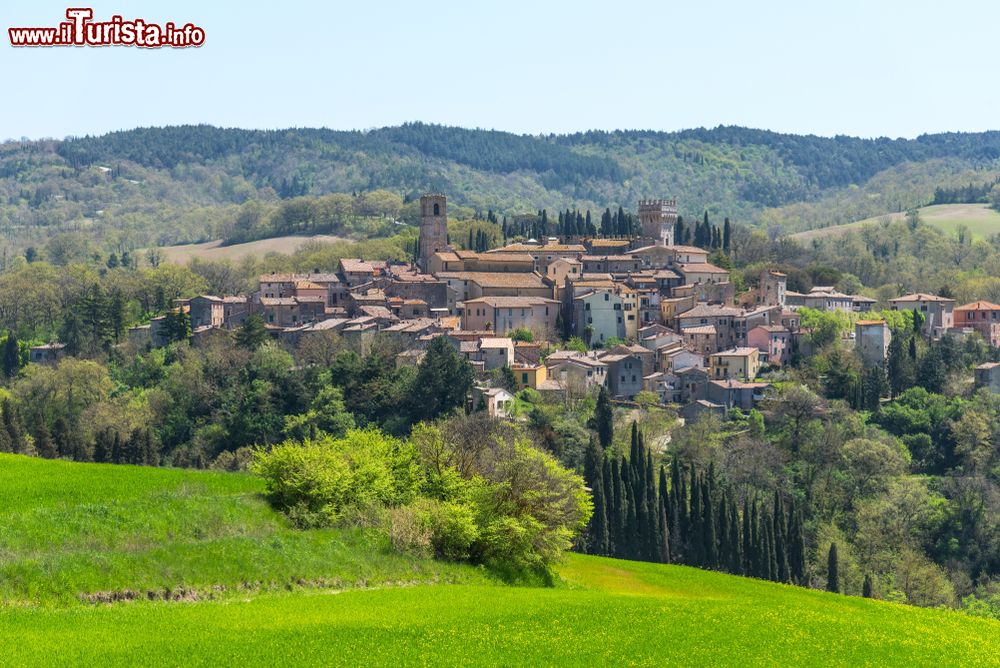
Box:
<box><xmin>0</xmin><ymin>454</ymin><xmax>485</xmax><ymax>605</ymax></box>
<box><xmin>2</xmin><ymin>454</ymin><xmax>1000</xmax><ymax>666</ymax></box>
<box><xmin>791</xmin><ymin>203</ymin><xmax>1000</xmax><ymax>242</ymax></box>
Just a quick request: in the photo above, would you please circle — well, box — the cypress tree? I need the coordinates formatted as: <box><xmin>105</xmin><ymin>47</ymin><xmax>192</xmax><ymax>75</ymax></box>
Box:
<box><xmin>774</xmin><ymin>494</ymin><xmax>790</xmax><ymax>583</ymax></box>
<box><xmin>717</xmin><ymin>489</ymin><xmax>730</xmax><ymax>571</ymax></box>
<box><xmin>3</xmin><ymin>332</ymin><xmax>20</xmax><ymax>380</ymax></box>
<box><xmin>624</xmin><ymin>467</ymin><xmax>638</xmax><ymax>559</ymax></box>
<box><xmin>789</xmin><ymin>506</ymin><xmax>806</xmax><ymax>584</ymax></box>
<box><xmin>669</xmin><ymin>459</ymin><xmax>684</xmax><ymax>563</ymax></box>
<box><xmin>583</xmin><ymin>438</ymin><xmax>602</xmax><ymax>490</ymax></box>
<box><xmin>93</xmin><ymin>428</ymin><xmax>111</xmax><ymax>463</ymax></box>
<box><xmin>827</xmin><ymin>543</ymin><xmax>840</xmax><ymax>593</ymax></box>
<box><xmin>110</xmin><ymin>432</ymin><xmax>122</xmax><ymax>464</ymax></box>
<box><xmin>644</xmin><ymin>449</ymin><xmax>657</xmax><ymax>560</ymax></box>
<box><xmin>0</xmin><ymin>422</ymin><xmax>10</xmax><ymax>453</ymax></box>
<box><xmin>750</xmin><ymin>500</ymin><xmax>761</xmax><ymax>577</ymax></box>
<box><xmin>34</xmin><ymin>422</ymin><xmax>56</xmax><ymax>459</ymax></box>
<box><xmin>590</xmin><ymin>460</ymin><xmax>610</xmax><ymax>556</ymax></box>
<box><xmin>728</xmin><ymin>498</ymin><xmax>742</xmax><ymax>575</ymax></box>
<box><xmin>688</xmin><ymin>470</ymin><xmax>702</xmax><ymax>565</ymax></box>
<box><xmin>723</xmin><ymin>217</ymin><xmax>732</xmax><ymax>253</ymax></box>
<box><xmin>703</xmin><ymin>480</ymin><xmax>718</xmax><ymax>569</ymax></box>
<box><xmin>862</xmin><ymin>574</ymin><xmax>873</xmax><ymax>599</ymax></box>
<box><xmin>658</xmin><ymin>465</ymin><xmax>671</xmax><ymax>563</ymax></box>
<box><xmin>766</xmin><ymin>510</ymin><xmax>778</xmax><ymax>581</ymax></box>
<box><xmin>2</xmin><ymin>399</ymin><xmax>26</xmax><ymax>454</ymax></box>
<box><xmin>611</xmin><ymin>457</ymin><xmax>625</xmax><ymax>558</ymax></box>
<box><xmin>595</xmin><ymin>387</ymin><xmax>613</xmax><ymax>448</ymax></box>
<box><xmin>603</xmin><ymin>457</ymin><xmax>616</xmax><ymax>557</ymax></box>
<box><xmin>742</xmin><ymin>496</ymin><xmax>752</xmax><ymax>576</ymax></box>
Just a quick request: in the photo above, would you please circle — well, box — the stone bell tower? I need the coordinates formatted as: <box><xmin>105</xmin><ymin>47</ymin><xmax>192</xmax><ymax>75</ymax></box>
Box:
<box><xmin>418</xmin><ymin>194</ymin><xmax>449</xmax><ymax>271</ymax></box>
<box><xmin>638</xmin><ymin>198</ymin><xmax>678</xmax><ymax>246</ymax></box>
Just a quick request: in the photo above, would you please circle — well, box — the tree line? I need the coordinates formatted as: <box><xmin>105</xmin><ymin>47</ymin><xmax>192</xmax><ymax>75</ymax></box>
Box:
<box><xmin>582</xmin><ymin>406</ymin><xmax>807</xmax><ymax>586</ymax></box>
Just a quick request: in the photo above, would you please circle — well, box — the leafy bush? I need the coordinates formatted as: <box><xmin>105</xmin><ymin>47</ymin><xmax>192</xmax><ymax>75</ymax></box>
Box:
<box><xmin>251</xmin><ymin>429</ymin><xmax>420</xmax><ymax>526</ymax></box>
<box><xmin>255</xmin><ymin>416</ymin><xmax>590</xmax><ymax>574</ymax></box>
<box><xmin>386</xmin><ymin>499</ymin><xmax>478</xmax><ymax>561</ymax></box>
<box><xmin>411</xmin><ymin>416</ymin><xmax>592</xmax><ymax>573</ymax></box>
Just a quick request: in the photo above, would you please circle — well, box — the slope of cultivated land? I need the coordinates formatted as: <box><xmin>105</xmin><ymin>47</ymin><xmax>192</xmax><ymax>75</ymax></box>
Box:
<box><xmin>0</xmin><ymin>454</ymin><xmax>486</xmax><ymax>605</ymax></box>
<box><xmin>2</xmin><ymin>554</ymin><xmax>999</xmax><ymax>666</ymax></box>
<box><xmin>2</xmin><ymin>455</ymin><xmax>999</xmax><ymax>665</ymax></box>
<box><xmin>791</xmin><ymin>203</ymin><xmax>1000</xmax><ymax>242</ymax></box>
<box><xmin>158</xmin><ymin>234</ymin><xmax>350</xmax><ymax>264</ymax></box>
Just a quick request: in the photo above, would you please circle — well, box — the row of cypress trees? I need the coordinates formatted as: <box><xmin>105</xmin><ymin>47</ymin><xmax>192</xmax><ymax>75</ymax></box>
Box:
<box><xmin>582</xmin><ymin>422</ymin><xmax>807</xmax><ymax>586</ymax></box>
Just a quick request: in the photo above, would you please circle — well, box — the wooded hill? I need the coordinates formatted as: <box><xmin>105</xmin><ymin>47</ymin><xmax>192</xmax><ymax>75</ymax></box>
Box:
<box><xmin>4</xmin><ymin>123</ymin><xmax>1000</xmax><ymax>251</ymax></box>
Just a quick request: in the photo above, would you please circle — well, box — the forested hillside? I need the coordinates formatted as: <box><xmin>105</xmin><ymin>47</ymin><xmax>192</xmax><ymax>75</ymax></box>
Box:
<box><xmin>3</xmin><ymin>123</ymin><xmax>1000</xmax><ymax>257</ymax></box>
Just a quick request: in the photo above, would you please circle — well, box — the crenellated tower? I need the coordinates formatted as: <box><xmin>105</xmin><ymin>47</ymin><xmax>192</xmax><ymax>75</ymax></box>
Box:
<box><xmin>638</xmin><ymin>198</ymin><xmax>678</xmax><ymax>246</ymax></box>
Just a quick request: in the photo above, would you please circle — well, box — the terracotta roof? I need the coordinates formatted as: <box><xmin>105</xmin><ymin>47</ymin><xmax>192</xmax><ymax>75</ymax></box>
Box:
<box><xmin>709</xmin><ymin>379</ymin><xmax>770</xmax><ymax>389</ymax></box>
<box><xmin>678</xmin><ymin>304</ymin><xmax>743</xmax><ymax>318</ymax></box>
<box><xmin>683</xmin><ymin>325</ymin><xmax>717</xmax><ymax>335</ymax></box>
<box><xmin>479</xmin><ymin>337</ymin><xmax>514</xmax><ymax>349</ymax></box>
<box><xmin>856</xmin><ymin>319</ymin><xmax>887</xmax><ymax>326</ymax></box>
<box><xmin>588</xmin><ymin>239</ymin><xmax>631</xmax><ymax>247</ymax></box>
<box><xmin>752</xmin><ymin>324</ymin><xmax>789</xmax><ymax>333</ymax></box>
<box><xmin>580</xmin><ymin>255</ymin><xmax>638</xmax><ymax>262</ymax></box>
<box><xmin>956</xmin><ymin>300</ymin><xmax>1000</xmax><ymax>311</ymax></box>
<box><xmin>851</xmin><ymin>295</ymin><xmax>877</xmax><ymax>303</ymax></box>
<box><xmin>677</xmin><ymin>263</ymin><xmax>729</xmax><ymax>274</ymax></box>
<box><xmin>474</xmin><ymin>252</ymin><xmax>535</xmax><ymax>263</ymax></box>
<box><xmin>652</xmin><ymin>270</ymin><xmax>681</xmax><ymax>279</ymax></box>
<box><xmin>667</xmin><ymin>245</ymin><xmax>710</xmax><ymax>254</ymax></box>
<box><xmin>488</xmin><ymin>243</ymin><xmax>585</xmax><ymax>253</ymax></box>
<box><xmin>890</xmin><ymin>293</ymin><xmax>955</xmax><ymax>303</ymax></box>
<box><xmin>711</xmin><ymin>347</ymin><xmax>760</xmax><ymax>357</ymax></box>
<box><xmin>462</xmin><ymin>296</ymin><xmax>559</xmax><ymax>308</ymax></box>
<box><xmin>339</xmin><ymin>259</ymin><xmax>375</xmax><ymax>273</ymax></box>
<box><xmin>436</xmin><ymin>272</ymin><xmax>547</xmax><ymax>289</ymax></box>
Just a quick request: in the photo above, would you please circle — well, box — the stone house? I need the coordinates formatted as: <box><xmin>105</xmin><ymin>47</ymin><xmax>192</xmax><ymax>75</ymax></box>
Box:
<box><xmin>855</xmin><ymin>320</ymin><xmax>892</xmax><ymax>368</ymax></box>
<box><xmin>888</xmin><ymin>293</ymin><xmax>955</xmax><ymax>338</ymax></box>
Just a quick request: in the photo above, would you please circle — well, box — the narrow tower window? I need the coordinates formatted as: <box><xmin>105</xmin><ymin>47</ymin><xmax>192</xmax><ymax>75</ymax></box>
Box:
<box><xmin>433</xmin><ymin>203</ymin><xmax>440</xmax><ymax>216</ymax></box>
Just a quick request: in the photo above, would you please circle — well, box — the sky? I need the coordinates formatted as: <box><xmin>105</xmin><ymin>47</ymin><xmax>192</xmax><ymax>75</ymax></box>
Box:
<box><xmin>2</xmin><ymin>0</ymin><xmax>998</xmax><ymax>140</ymax></box>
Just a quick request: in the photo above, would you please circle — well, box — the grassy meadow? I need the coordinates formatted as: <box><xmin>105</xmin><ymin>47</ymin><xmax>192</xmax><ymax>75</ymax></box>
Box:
<box><xmin>2</xmin><ymin>454</ymin><xmax>1000</xmax><ymax>666</ymax></box>
<box><xmin>0</xmin><ymin>454</ymin><xmax>486</xmax><ymax>605</ymax></box>
<box><xmin>791</xmin><ymin>203</ymin><xmax>1000</xmax><ymax>242</ymax></box>
<box><xmin>1</xmin><ymin>554</ymin><xmax>999</xmax><ymax>666</ymax></box>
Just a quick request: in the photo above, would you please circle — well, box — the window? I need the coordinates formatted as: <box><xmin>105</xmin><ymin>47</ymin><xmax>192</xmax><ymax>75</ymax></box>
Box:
<box><xmin>433</xmin><ymin>202</ymin><xmax>440</xmax><ymax>216</ymax></box>
<box><xmin>604</xmin><ymin>293</ymin><xmax>609</xmax><ymax>301</ymax></box>
<box><xmin>522</xmin><ymin>373</ymin><xmax>528</xmax><ymax>383</ymax></box>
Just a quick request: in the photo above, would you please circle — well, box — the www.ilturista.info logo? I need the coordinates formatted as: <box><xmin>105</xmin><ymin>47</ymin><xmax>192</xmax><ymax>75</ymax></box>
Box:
<box><xmin>9</xmin><ymin>8</ymin><xmax>205</xmax><ymax>48</ymax></box>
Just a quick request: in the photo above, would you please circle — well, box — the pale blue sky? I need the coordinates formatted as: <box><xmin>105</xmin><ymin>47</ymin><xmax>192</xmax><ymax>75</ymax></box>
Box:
<box><xmin>2</xmin><ymin>0</ymin><xmax>997</xmax><ymax>140</ymax></box>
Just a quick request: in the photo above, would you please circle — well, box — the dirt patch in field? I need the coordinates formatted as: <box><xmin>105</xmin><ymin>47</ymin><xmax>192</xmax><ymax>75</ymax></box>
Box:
<box><xmin>158</xmin><ymin>235</ymin><xmax>349</xmax><ymax>264</ymax></box>
<box><xmin>78</xmin><ymin>577</ymin><xmax>431</xmax><ymax>606</ymax></box>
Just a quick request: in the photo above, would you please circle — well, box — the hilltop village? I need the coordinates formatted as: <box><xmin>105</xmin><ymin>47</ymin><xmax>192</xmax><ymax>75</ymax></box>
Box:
<box><xmin>29</xmin><ymin>194</ymin><xmax>996</xmax><ymax>420</ymax></box>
